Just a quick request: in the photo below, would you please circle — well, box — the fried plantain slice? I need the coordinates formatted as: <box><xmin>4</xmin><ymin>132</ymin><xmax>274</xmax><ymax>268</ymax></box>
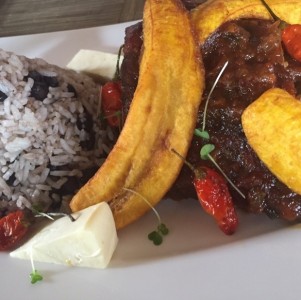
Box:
<box><xmin>242</xmin><ymin>88</ymin><xmax>301</xmax><ymax>196</ymax></box>
<box><xmin>70</xmin><ymin>0</ymin><xmax>204</xmax><ymax>228</ymax></box>
<box><xmin>191</xmin><ymin>0</ymin><xmax>301</xmax><ymax>44</ymax></box>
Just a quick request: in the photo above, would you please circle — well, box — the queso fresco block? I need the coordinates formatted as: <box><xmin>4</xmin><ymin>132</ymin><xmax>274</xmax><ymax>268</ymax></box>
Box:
<box><xmin>10</xmin><ymin>202</ymin><xmax>118</xmax><ymax>269</ymax></box>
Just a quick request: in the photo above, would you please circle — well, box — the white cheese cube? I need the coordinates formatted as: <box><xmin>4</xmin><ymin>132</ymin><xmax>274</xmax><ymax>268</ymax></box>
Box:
<box><xmin>66</xmin><ymin>49</ymin><xmax>122</xmax><ymax>79</ymax></box>
<box><xmin>10</xmin><ymin>202</ymin><xmax>118</xmax><ymax>269</ymax></box>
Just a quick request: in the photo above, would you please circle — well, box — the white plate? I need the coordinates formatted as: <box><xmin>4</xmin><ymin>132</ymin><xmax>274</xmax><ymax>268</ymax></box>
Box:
<box><xmin>1</xmin><ymin>23</ymin><xmax>301</xmax><ymax>300</ymax></box>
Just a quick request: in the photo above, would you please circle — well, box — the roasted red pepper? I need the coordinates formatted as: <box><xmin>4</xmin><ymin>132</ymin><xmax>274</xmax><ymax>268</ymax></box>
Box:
<box><xmin>282</xmin><ymin>25</ymin><xmax>301</xmax><ymax>62</ymax></box>
<box><xmin>193</xmin><ymin>166</ymin><xmax>238</xmax><ymax>235</ymax></box>
<box><xmin>101</xmin><ymin>81</ymin><xmax>122</xmax><ymax>127</ymax></box>
<box><xmin>0</xmin><ymin>210</ymin><xmax>28</xmax><ymax>251</ymax></box>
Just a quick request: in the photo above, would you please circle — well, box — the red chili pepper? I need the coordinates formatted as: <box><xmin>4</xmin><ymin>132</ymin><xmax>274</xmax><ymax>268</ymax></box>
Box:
<box><xmin>171</xmin><ymin>149</ymin><xmax>238</xmax><ymax>235</ymax></box>
<box><xmin>193</xmin><ymin>167</ymin><xmax>238</xmax><ymax>235</ymax></box>
<box><xmin>0</xmin><ymin>210</ymin><xmax>28</xmax><ymax>251</ymax></box>
<box><xmin>101</xmin><ymin>81</ymin><xmax>122</xmax><ymax>127</ymax></box>
<box><xmin>282</xmin><ymin>25</ymin><xmax>301</xmax><ymax>62</ymax></box>
<box><xmin>260</xmin><ymin>0</ymin><xmax>301</xmax><ymax>62</ymax></box>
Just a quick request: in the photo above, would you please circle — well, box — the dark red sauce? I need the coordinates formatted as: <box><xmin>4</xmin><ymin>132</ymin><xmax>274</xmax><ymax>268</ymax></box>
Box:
<box><xmin>120</xmin><ymin>18</ymin><xmax>301</xmax><ymax>221</ymax></box>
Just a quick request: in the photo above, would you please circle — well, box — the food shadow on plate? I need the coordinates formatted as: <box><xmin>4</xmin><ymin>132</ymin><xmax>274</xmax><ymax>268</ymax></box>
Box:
<box><xmin>110</xmin><ymin>198</ymin><xmax>290</xmax><ymax>268</ymax></box>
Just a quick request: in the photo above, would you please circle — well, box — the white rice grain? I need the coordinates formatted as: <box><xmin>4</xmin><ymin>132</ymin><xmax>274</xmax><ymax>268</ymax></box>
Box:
<box><xmin>60</xmin><ymin>138</ymin><xmax>76</xmax><ymax>154</ymax></box>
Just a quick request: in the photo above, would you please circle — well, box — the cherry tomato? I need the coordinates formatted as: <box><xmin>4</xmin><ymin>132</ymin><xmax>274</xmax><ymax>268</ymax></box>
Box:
<box><xmin>0</xmin><ymin>210</ymin><xmax>28</xmax><ymax>251</ymax></box>
<box><xmin>282</xmin><ymin>24</ymin><xmax>301</xmax><ymax>62</ymax></box>
<box><xmin>101</xmin><ymin>81</ymin><xmax>122</xmax><ymax>127</ymax></box>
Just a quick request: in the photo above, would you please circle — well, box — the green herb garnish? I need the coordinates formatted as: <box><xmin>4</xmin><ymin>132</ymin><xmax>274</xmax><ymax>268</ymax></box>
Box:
<box><xmin>30</xmin><ymin>250</ymin><xmax>43</xmax><ymax>284</ymax></box>
<box><xmin>200</xmin><ymin>144</ymin><xmax>215</xmax><ymax>160</ymax></box>
<box><xmin>196</xmin><ymin>61</ymin><xmax>245</xmax><ymax>199</ymax></box>
<box><xmin>123</xmin><ymin>187</ymin><xmax>169</xmax><ymax>246</ymax></box>
<box><xmin>30</xmin><ymin>270</ymin><xmax>43</xmax><ymax>284</ymax></box>
<box><xmin>202</xmin><ymin>61</ymin><xmax>229</xmax><ymax>133</ymax></box>
<box><xmin>200</xmin><ymin>144</ymin><xmax>246</xmax><ymax>199</ymax></box>
<box><xmin>194</xmin><ymin>128</ymin><xmax>210</xmax><ymax>140</ymax></box>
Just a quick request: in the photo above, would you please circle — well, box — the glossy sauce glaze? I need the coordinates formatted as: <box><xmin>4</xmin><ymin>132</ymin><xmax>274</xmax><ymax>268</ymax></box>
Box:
<box><xmin>120</xmin><ymin>18</ymin><xmax>301</xmax><ymax>221</ymax></box>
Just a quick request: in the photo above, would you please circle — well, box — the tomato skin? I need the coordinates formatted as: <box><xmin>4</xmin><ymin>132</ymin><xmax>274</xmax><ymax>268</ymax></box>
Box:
<box><xmin>282</xmin><ymin>25</ymin><xmax>301</xmax><ymax>62</ymax></box>
<box><xmin>0</xmin><ymin>210</ymin><xmax>28</xmax><ymax>251</ymax></box>
<box><xmin>101</xmin><ymin>81</ymin><xmax>122</xmax><ymax>127</ymax></box>
<box><xmin>193</xmin><ymin>167</ymin><xmax>238</xmax><ymax>235</ymax></box>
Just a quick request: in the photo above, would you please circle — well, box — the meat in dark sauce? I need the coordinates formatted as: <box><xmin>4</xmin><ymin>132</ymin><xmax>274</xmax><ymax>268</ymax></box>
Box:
<box><xmin>121</xmin><ymin>22</ymin><xmax>143</xmax><ymax>118</ymax></box>
<box><xmin>120</xmin><ymin>17</ymin><xmax>301</xmax><ymax>221</ymax></box>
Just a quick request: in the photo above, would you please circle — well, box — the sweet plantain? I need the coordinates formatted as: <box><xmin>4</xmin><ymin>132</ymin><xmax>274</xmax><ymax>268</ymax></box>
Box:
<box><xmin>191</xmin><ymin>0</ymin><xmax>301</xmax><ymax>44</ymax></box>
<box><xmin>242</xmin><ymin>88</ymin><xmax>301</xmax><ymax>196</ymax></box>
<box><xmin>70</xmin><ymin>0</ymin><xmax>204</xmax><ymax>228</ymax></box>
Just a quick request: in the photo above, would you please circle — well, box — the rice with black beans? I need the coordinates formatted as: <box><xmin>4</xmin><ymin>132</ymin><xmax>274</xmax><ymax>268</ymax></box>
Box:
<box><xmin>0</xmin><ymin>49</ymin><xmax>113</xmax><ymax>215</ymax></box>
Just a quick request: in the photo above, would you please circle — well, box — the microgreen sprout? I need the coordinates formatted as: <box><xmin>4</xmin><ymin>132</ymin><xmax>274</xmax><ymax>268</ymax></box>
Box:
<box><xmin>114</xmin><ymin>44</ymin><xmax>124</xmax><ymax>80</ymax></box>
<box><xmin>195</xmin><ymin>60</ymin><xmax>246</xmax><ymax>199</ymax></box>
<box><xmin>200</xmin><ymin>144</ymin><xmax>246</xmax><ymax>199</ymax></box>
<box><xmin>34</xmin><ymin>210</ymin><xmax>76</xmax><ymax>222</ymax></box>
<box><xmin>29</xmin><ymin>249</ymin><xmax>43</xmax><ymax>284</ymax></box>
<box><xmin>200</xmin><ymin>144</ymin><xmax>215</xmax><ymax>160</ymax></box>
<box><xmin>202</xmin><ymin>61</ymin><xmax>229</xmax><ymax>132</ymax></box>
<box><xmin>123</xmin><ymin>187</ymin><xmax>169</xmax><ymax>246</ymax></box>
<box><xmin>30</xmin><ymin>270</ymin><xmax>43</xmax><ymax>284</ymax></box>
<box><xmin>194</xmin><ymin>128</ymin><xmax>210</xmax><ymax>140</ymax></box>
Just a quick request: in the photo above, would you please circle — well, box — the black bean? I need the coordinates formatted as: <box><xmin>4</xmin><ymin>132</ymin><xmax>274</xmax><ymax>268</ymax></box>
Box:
<box><xmin>85</xmin><ymin>112</ymin><xmax>93</xmax><ymax>132</ymax></box>
<box><xmin>30</xmin><ymin>81</ymin><xmax>49</xmax><ymax>100</ymax></box>
<box><xmin>25</xmin><ymin>70</ymin><xmax>60</xmax><ymax>101</ymax></box>
<box><xmin>44</xmin><ymin>76</ymin><xmax>59</xmax><ymax>87</ymax></box>
<box><xmin>25</xmin><ymin>70</ymin><xmax>42</xmax><ymax>81</ymax></box>
<box><xmin>67</xmin><ymin>84</ymin><xmax>77</xmax><ymax>97</ymax></box>
<box><xmin>6</xmin><ymin>173</ymin><xmax>16</xmax><ymax>186</ymax></box>
<box><xmin>0</xmin><ymin>90</ymin><xmax>8</xmax><ymax>102</ymax></box>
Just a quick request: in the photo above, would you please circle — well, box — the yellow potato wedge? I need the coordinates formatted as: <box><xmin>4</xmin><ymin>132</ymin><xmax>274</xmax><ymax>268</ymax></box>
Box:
<box><xmin>242</xmin><ymin>88</ymin><xmax>301</xmax><ymax>195</ymax></box>
<box><xmin>191</xmin><ymin>0</ymin><xmax>301</xmax><ymax>44</ymax></box>
<box><xmin>70</xmin><ymin>0</ymin><xmax>204</xmax><ymax>228</ymax></box>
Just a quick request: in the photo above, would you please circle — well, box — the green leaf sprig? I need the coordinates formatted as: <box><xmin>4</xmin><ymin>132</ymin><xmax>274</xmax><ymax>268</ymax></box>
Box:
<box><xmin>30</xmin><ymin>270</ymin><xmax>43</xmax><ymax>284</ymax></box>
<box><xmin>123</xmin><ymin>187</ymin><xmax>169</xmax><ymax>246</ymax></box>
<box><xmin>198</xmin><ymin>61</ymin><xmax>229</xmax><ymax>138</ymax></box>
<box><xmin>29</xmin><ymin>249</ymin><xmax>43</xmax><ymax>284</ymax></box>
<box><xmin>200</xmin><ymin>144</ymin><xmax>246</xmax><ymax>199</ymax></box>
<box><xmin>196</xmin><ymin>61</ymin><xmax>246</xmax><ymax>199</ymax></box>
